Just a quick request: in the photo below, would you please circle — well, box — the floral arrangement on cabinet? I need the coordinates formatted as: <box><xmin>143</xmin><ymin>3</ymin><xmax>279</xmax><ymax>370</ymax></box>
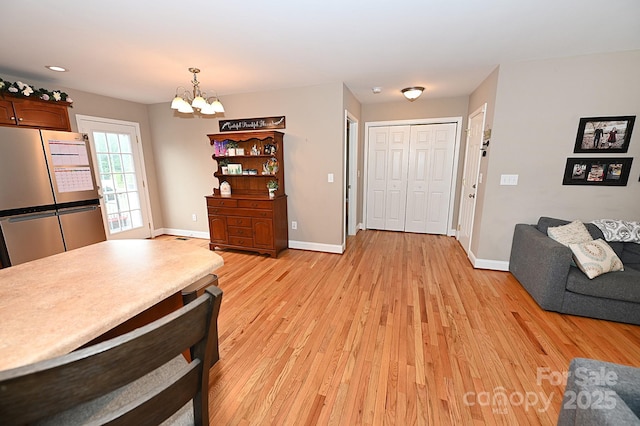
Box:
<box><xmin>0</xmin><ymin>78</ymin><xmax>73</xmax><ymax>104</ymax></box>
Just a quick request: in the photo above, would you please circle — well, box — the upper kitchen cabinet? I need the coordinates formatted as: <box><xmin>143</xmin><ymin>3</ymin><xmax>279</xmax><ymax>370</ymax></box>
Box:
<box><xmin>0</xmin><ymin>96</ymin><xmax>71</xmax><ymax>131</ymax></box>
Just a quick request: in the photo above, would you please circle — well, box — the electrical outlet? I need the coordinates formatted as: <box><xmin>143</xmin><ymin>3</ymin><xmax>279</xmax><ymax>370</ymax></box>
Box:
<box><xmin>192</xmin><ymin>213</ymin><xmax>197</xmax><ymax>222</ymax></box>
<box><xmin>328</xmin><ymin>173</ymin><xmax>334</xmax><ymax>183</ymax></box>
<box><xmin>291</xmin><ymin>221</ymin><xmax>297</xmax><ymax>230</ymax></box>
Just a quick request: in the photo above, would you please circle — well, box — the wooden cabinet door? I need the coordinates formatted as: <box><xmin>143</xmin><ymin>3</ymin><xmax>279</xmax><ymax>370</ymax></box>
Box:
<box><xmin>252</xmin><ymin>218</ymin><xmax>274</xmax><ymax>248</ymax></box>
<box><xmin>0</xmin><ymin>100</ymin><xmax>16</xmax><ymax>125</ymax></box>
<box><xmin>11</xmin><ymin>99</ymin><xmax>71</xmax><ymax>130</ymax></box>
<box><xmin>208</xmin><ymin>215</ymin><xmax>228</xmax><ymax>244</ymax></box>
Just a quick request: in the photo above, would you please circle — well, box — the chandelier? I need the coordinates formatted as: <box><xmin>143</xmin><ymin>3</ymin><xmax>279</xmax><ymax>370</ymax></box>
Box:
<box><xmin>170</xmin><ymin>67</ymin><xmax>225</xmax><ymax>115</ymax></box>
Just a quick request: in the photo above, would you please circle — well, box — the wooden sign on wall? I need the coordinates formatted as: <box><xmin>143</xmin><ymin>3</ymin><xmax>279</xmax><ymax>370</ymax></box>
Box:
<box><xmin>219</xmin><ymin>116</ymin><xmax>286</xmax><ymax>132</ymax></box>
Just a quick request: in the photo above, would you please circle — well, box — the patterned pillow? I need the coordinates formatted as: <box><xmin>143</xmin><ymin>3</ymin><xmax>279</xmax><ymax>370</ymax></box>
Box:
<box><xmin>591</xmin><ymin>219</ymin><xmax>640</xmax><ymax>243</ymax></box>
<box><xmin>569</xmin><ymin>239</ymin><xmax>624</xmax><ymax>279</ymax></box>
<box><xmin>547</xmin><ymin>220</ymin><xmax>593</xmax><ymax>246</ymax></box>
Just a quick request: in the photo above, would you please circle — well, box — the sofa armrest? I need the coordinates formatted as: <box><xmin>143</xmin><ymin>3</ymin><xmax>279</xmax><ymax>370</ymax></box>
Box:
<box><xmin>557</xmin><ymin>358</ymin><xmax>640</xmax><ymax>426</ymax></box>
<box><xmin>509</xmin><ymin>224</ymin><xmax>572</xmax><ymax>311</ymax></box>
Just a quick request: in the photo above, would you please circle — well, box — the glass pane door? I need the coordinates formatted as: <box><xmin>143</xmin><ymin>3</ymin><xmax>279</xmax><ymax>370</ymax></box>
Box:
<box><xmin>76</xmin><ymin>116</ymin><xmax>152</xmax><ymax>240</ymax></box>
<box><xmin>94</xmin><ymin>132</ymin><xmax>143</xmax><ymax>235</ymax></box>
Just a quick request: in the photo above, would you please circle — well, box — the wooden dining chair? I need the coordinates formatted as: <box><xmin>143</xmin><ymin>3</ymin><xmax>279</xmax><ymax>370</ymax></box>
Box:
<box><xmin>0</xmin><ymin>285</ymin><xmax>223</xmax><ymax>426</ymax></box>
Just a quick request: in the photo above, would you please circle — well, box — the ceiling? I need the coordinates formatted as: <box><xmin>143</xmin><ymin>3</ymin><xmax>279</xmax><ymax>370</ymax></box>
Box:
<box><xmin>2</xmin><ymin>0</ymin><xmax>640</xmax><ymax>105</ymax></box>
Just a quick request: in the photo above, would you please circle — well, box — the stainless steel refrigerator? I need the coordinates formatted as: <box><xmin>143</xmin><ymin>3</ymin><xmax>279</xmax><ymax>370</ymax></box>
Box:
<box><xmin>0</xmin><ymin>127</ymin><xmax>106</xmax><ymax>267</ymax></box>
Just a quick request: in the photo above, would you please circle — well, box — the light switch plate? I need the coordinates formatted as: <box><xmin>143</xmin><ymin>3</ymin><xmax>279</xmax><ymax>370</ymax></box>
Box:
<box><xmin>500</xmin><ymin>174</ymin><xmax>519</xmax><ymax>185</ymax></box>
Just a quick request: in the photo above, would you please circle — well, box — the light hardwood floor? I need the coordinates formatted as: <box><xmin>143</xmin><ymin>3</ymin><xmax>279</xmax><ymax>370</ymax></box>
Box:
<box><xmin>160</xmin><ymin>231</ymin><xmax>640</xmax><ymax>425</ymax></box>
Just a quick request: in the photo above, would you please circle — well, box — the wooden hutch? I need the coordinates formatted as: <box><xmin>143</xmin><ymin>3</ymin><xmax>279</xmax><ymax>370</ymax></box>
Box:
<box><xmin>206</xmin><ymin>131</ymin><xmax>288</xmax><ymax>257</ymax></box>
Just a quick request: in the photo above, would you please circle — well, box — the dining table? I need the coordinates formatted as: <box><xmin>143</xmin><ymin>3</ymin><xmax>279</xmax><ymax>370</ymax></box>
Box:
<box><xmin>0</xmin><ymin>238</ymin><xmax>224</xmax><ymax>371</ymax></box>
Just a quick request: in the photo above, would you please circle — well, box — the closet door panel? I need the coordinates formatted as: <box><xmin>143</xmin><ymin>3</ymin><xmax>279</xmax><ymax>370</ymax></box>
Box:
<box><xmin>384</xmin><ymin>126</ymin><xmax>410</xmax><ymax>231</ymax></box>
<box><xmin>425</xmin><ymin>124</ymin><xmax>457</xmax><ymax>234</ymax></box>
<box><xmin>366</xmin><ymin>127</ymin><xmax>389</xmax><ymax>229</ymax></box>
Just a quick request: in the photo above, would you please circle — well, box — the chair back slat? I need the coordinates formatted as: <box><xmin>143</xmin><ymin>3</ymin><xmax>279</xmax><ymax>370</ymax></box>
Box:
<box><xmin>99</xmin><ymin>360</ymin><xmax>200</xmax><ymax>426</ymax></box>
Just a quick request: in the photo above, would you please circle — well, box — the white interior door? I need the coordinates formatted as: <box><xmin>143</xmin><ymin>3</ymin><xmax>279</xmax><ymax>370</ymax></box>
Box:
<box><xmin>76</xmin><ymin>116</ymin><xmax>152</xmax><ymax>239</ymax></box>
<box><xmin>384</xmin><ymin>126</ymin><xmax>411</xmax><ymax>231</ymax></box>
<box><xmin>457</xmin><ymin>105</ymin><xmax>486</xmax><ymax>255</ymax></box>
<box><xmin>405</xmin><ymin>123</ymin><xmax>456</xmax><ymax>234</ymax></box>
<box><xmin>366</xmin><ymin>127</ymin><xmax>390</xmax><ymax>230</ymax></box>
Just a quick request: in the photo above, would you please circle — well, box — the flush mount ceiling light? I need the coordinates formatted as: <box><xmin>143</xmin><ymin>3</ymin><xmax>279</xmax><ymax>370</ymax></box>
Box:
<box><xmin>401</xmin><ymin>86</ymin><xmax>425</xmax><ymax>102</ymax></box>
<box><xmin>170</xmin><ymin>67</ymin><xmax>225</xmax><ymax>115</ymax></box>
<box><xmin>46</xmin><ymin>65</ymin><xmax>68</xmax><ymax>72</ymax></box>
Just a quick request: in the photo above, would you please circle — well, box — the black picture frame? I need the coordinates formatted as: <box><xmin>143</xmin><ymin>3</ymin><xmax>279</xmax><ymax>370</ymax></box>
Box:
<box><xmin>563</xmin><ymin>157</ymin><xmax>633</xmax><ymax>186</ymax></box>
<box><xmin>574</xmin><ymin>115</ymin><xmax>635</xmax><ymax>153</ymax></box>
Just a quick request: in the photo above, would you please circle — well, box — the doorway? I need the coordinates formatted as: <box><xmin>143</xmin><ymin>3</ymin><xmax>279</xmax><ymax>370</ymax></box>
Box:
<box><xmin>76</xmin><ymin>115</ymin><xmax>153</xmax><ymax>239</ymax></box>
<box><xmin>344</xmin><ymin>110</ymin><xmax>359</xmax><ymax>246</ymax></box>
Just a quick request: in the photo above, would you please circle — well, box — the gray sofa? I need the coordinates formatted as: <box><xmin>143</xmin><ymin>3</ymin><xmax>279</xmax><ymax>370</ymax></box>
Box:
<box><xmin>557</xmin><ymin>358</ymin><xmax>640</xmax><ymax>425</ymax></box>
<box><xmin>509</xmin><ymin>217</ymin><xmax>640</xmax><ymax>325</ymax></box>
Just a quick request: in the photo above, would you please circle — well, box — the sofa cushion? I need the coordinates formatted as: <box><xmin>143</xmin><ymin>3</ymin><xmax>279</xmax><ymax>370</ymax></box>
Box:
<box><xmin>569</xmin><ymin>239</ymin><xmax>624</xmax><ymax>279</ymax></box>
<box><xmin>548</xmin><ymin>220</ymin><xmax>594</xmax><ymax>246</ymax></box>
<box><xmin>537</xmin><ymin>217</ymin><xmax>604</xmax><ymax>240</ymax></box>
<box><xmin>621</xmin><ymin>242</ymin><xmax>640</xmax><ymax>265</ymax></box>
<box><xmin>566</xmin><ymin>267</ymin><xmax>640</xmax><ymax>303</ymax></box>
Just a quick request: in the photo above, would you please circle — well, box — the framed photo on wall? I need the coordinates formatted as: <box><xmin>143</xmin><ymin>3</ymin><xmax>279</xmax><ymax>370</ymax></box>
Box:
<box><xmin>563</xmin><ymin>157</ymin><xmax>633</xmax><ymax>186</ymax></box>
<box><xmin>574</xmin><ymin>115</ymin><xmax>635</xmax><ymax>153</ymax></box>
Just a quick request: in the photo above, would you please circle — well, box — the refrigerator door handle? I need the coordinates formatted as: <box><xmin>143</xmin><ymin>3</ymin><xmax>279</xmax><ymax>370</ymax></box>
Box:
<box><xmin>4</xmin><ymin>211</ymin><xmax>58</xmax><ymax>223</ymax></box>
<box><xmin>58</xmin><ymin>206</ymin><xmax>98</xmax><ymax>216</ymax></box>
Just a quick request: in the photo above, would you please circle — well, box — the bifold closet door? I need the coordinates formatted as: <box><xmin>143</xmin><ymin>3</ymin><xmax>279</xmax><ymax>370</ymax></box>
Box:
<box><xmin>367</xmin><ymin>122</ymin><xmax>457</xmax><ymax>234</ymax></box>
<box><xmin>405</xmin><ymin>123</ymin><xmax>457</xmax><ymax>234</ymax></box>
<box><xmin>366</xmin><ymin>126</ymin><xmax>410</xmax><ymax>230</ymax></box>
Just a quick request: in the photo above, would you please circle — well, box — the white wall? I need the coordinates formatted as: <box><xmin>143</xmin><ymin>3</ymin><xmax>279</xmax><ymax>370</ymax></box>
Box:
<box><xmin>473</xmin><ymin>50</ymin><xmax>640</xmax><ymax>262</ymax></box>
<box><xmin>148</xmin><ymin>82</ymin><xmax>346</xmax><ymax>248</ymax></box>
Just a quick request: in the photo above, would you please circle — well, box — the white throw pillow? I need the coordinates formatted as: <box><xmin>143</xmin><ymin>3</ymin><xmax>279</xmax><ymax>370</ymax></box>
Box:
<box><xmin>547</xmin><ymin>220</ymin><xmax>593</xmax><ymax>247</ymax></box>
<box><xmin>569</xmin><ymin>239</ymin><xmax>624</xmax><ymax>279</ymax></box>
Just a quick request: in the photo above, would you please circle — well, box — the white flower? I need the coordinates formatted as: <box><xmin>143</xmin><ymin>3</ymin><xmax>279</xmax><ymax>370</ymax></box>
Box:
<box><xmin>41</xmin><ymin>94</ymin><xmax>50</xmax><ymax>101</ymax></box>
<box><xmin>0</xmin><ymin>81</ymin><xmax>4</xmax><ymax>89</ymax></box>
<box><xmin>66</xmin><ymin>97</ymin><xmax>73</xmax><ymax>103</ymax></box>
<box><xmin>53</xmin><ymin>91</ymin><xmax>62</xmax><ymax>101</ymax></box>
<box><xmin>22</xmin><ymin>86</ymin><xmax>33</xmax><ymax>96</ymax></box>
<box><xmin>8</xmin><ymin>87</ymin><xmax>18</xmax><ymax>93</ymax></box>
<box><xmin>16</xmin><ymin>81</ymin><xmax>26</xmax><ymax>89</ymax></box>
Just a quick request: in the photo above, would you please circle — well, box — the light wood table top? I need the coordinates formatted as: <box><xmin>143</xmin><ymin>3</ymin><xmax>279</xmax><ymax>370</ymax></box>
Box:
<box><xmin>0</xmin><ymin>239</ymin><xmax>224</xmax><ymax>371</ymax></box>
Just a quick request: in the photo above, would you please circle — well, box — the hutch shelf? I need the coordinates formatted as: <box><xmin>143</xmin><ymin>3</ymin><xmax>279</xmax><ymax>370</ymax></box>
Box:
<box><xmin>206</xmin><ymin>131</ymin><xmax>288</xmax><ymax>258</ymax></box>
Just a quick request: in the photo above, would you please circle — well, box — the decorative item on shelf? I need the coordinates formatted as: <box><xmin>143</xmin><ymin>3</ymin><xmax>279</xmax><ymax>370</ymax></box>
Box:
<box><xmin>251</xmin><ymin>144</ymin><xmax>260</xmax><ymax>155</ymax></box>
<box><xmin>217</xmin><ymin>158</ymin><xmax>229</xmax><ymax>175</ymax></box>
<box><xmin>227</xmin><ymin>164</ymin><xmax>243</xmax><ymax>175</ymax></box>
<box><xmin>267</xmin><ymin>180</ymin><xmax>279</xmax><ymax>198</ymax></box>
<box><xmin>236</xmin><ymin>147</ymin><xmax>245</xmax><ymax>156</ymax></box>
<box><xmin>262</xmin><ymin>158</ymin><xmax>279</xmax><ymax>175</ymax></box>
<box><xmin>247</xmin><ymin>169</ymin><xmax>258</xmax><ymax>175</ymax></box>
<box><xmin>264</xmin><ymin>144</ymin><xmax>276</xmax><ymax>155</ymax></box>
<box><xmin>213</xmin><ymin>140</ymin><xmax>228</xmax><ymax>156</ymax></box>
<box><xmin>226</xmin><ymin>141</ymin><xmax>239</xmax><ymax>156</ymax></box>
<box><xmin>170</xmin><ymin>67</ymin><xmax>224</xmax><ymax>115</ymax></box>
<box><xmin>220</xmin><ymin>181</ymin><xmax>231</xmax><ymax>196</ymax></box>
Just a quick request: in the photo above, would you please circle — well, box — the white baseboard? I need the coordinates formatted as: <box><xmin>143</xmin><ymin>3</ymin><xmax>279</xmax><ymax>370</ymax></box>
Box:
<box><xmin>289</xmin><ymin>240</ymin><xmax>344</xmax><ymax>254</ymax></box>
<box><xmin>156</xmin><ymin>230</ymin><xmax>344</xmax><ymax>255</ymax></box>
<box><xmin>155</xmin><ymin>228</ymin><xmax>210</xmax><ymax>240</ymax></box>
<box><xmin>468</xmin><ymin>250</ymin><xmax>509</xmax><ymax>271</ymax></box>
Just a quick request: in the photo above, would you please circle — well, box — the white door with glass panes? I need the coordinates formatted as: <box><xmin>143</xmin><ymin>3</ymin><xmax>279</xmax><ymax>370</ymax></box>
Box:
<box><xmin>76</xmin><ymin>116</ymin><xmax>152</xmax><ymax>239</ymax></box>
